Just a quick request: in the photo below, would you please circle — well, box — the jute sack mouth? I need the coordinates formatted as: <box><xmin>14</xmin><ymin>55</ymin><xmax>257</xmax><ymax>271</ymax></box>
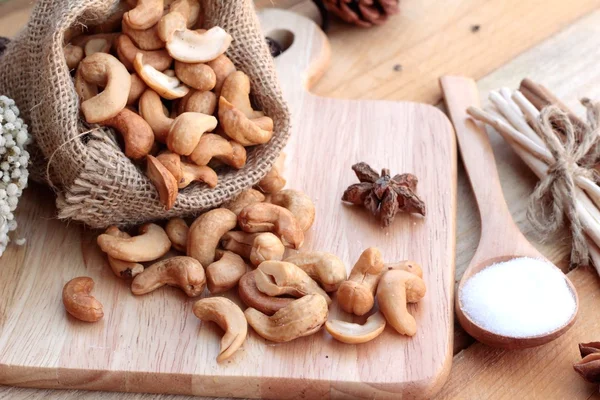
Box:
<box><xmin>0</xmin><ymin>0</ymin><xmax>290</xmax><ymax>228</ymax></box>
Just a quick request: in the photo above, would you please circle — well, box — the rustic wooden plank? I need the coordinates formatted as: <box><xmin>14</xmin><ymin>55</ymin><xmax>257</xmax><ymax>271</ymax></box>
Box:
<box><xmin>312</xmin><ymin>0</ymin><xmax>600</xmax><ymax>104</ymax></box>
<box><xmin>435</xmin><ymin>7</ymin><xmax>600</xmax><ymax>399</ymax></box>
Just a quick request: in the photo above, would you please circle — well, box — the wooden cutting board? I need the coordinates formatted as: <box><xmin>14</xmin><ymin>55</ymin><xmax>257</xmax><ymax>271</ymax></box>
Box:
<box><xmin>0</xmin><ymin>9</ymin><xmax>457</xmax><ymax>400</ymax></box>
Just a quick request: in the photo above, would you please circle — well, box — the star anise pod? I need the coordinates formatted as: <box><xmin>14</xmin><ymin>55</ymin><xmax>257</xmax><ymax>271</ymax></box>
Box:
<box><xmin>574</xmin><ymin>342</ymin><xmax>600</xmax><ymax>383</ymax></box>
<box><xmin>341</xmin><ymin>162</ymin><xmax>425</xmax><ymax>227</ymax></box>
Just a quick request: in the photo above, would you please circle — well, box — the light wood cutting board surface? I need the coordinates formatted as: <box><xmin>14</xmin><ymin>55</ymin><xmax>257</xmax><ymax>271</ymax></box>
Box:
<box><xmin>0</xmin><ymin>8</ymin><xmax>457</xmax><ymax>400</ymax></box>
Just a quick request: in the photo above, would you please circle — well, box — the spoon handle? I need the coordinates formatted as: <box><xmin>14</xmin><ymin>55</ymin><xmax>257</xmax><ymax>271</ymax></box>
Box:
<box><xmin>440</xmin><ymin>76</ymin><xmax>513</xmax><ymax>232</ymax></box>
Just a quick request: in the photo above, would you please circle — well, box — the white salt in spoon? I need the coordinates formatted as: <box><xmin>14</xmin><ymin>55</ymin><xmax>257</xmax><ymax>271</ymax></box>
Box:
<box><xmin>440</xmin><ymin>76</ymin><xmax>579</xmax><ymax>349</ymax></box>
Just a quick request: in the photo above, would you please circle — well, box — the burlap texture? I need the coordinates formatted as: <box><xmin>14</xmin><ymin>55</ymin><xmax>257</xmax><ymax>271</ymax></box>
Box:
<box><xmin>0</xmin><ymin>0</ymin><xmax>290</xmax><ymax>228</ymax></box>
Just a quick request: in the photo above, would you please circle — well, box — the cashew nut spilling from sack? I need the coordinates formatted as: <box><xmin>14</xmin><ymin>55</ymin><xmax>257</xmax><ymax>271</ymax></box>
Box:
<box><xmin>131</xmin><ymin>256</ymin><xmax>206</xmax><ymax>297</ymax></box>
<box><xmin>254</xmin><ymin>261</ymin><xmax>331</xmax><ymax>305</ymax></box>
<box><xmin>238</xmin><ymin>203</ymin><xmax>304</xmax><ymax>249</ymax></box>
<box><xmin>165</xmin><ymin>217</ymin><xmax>189</xmax><ymax>252</ymax></box>
<box><xmin>206</xmin><ymin>250</ymin><xmax>248</xmax><ymax>294</ymax></box>
<box><xmin>336</xmin><ymin>247</ymin><xmax>384</xmax><ymax>316</ymax></box>
<box><xmin>238</xmin><ymin>270</ymin><xmax>294</xmax><ymax>316</ymax></box>
<box><xmin>187</xmin><ymin>208</ymin><xmax>237</xmax><ymax>267</ymax></box>
<box><xmin>193</xmin><ymin>297</ymin><xmax>247</xmax><ymax>362</ymax></box>
<box><xmin>146</xmin><ymin>154</ymin><xmax>179</xmax><ymax>209</ymax></box>
<box><xmin>325</xmin><ymin>312</ymin><xmax>387</xmax><ymax>344</ymax></box>
<box><xmin>284</xmin><ymin>252</ymin><xmax>346</xmax><ymax>292</ymax></box>
<box><xmin>268</xmin><ymin>189</ymin><xmax>315</xmax><ymax>232</ymax></box>
<box><xmin>256</xmin><ymin>153</ymin><xmax>286</xmax><ymax>194</ymax></box>
<box><xmin>377</xmin><ymin>269</ymin><xmax>426</xmax><ymax>336</ymax></box>
<box><xmin>97</xmin><ymin>223</ymin><xmax>171</xmax><ymax>262</ymax></box>
<box><xmin>189</xmin><ymin>133</ymin><xmax>246</xmax><ymax>169</ymax></box>
<box><xmin>245</xmin><ymin>294</ymin><xmax>328</xmax><ymax>343</ymax></box>
<box><xmin>62</xmin><ymin>277</ymin><xmax>104</xmax><ymax>322</ymax></box>
<box><xmin>222</xmin><ymin>189</ymin><xmax>265</xmax><ymax>216</ymax></box>
<box><xmin>103</xmin><ymin>226</ymin><xmax>144</xmax><ymax>278</ymax></box>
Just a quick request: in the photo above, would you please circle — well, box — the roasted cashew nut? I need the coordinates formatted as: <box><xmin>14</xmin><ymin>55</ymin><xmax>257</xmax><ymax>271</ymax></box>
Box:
<box><xmin>104</xmin><ymin>226</ymin><xmax>144</xmax><ymax>278</ymax></box>
<box><xmin>123</xmin><ymin>0</ymin><xmax>164</xmax><ymax>30</ymax></box>
<box><xmin>102</xmin><ymin>108</ymin><xmax>155</xmax><ymax>160</ymax></box>
<box><xmin>127</xmin><ymin>73</ymin><xmax>147</xmax><ymax>105</ymax></box>
<box><xmin>178</xmin><ymin>90</ymin><xmax>217</xmax><ymax>115</ymax></box>
<box><xmin>147</xmin><ymin>154</ymin><xmax>179</xmax><ymax>209</ymax></box>
<box><xmin>268</xmin><ymin>189</ymin><xmax>315</xmax><ymax>232</ymax></box>
<box><xmin>255</xmin><ymin>261</ymin><xmax>331</xmax><ymax>305</ymax></box>
<box><xmin>166</xmin><ymin>26</ymin><xmax>232</xmax><ymax>63</ymax></box>
<box><xmin>116</xmin><ymin>34</ymin><xmax>172</xmax><ymax>72</ymax></box>
<box><xmin>207</xmin><ymin>54</ymin><xmax>236</xmax><ymax>97</ymax></box>
<box><xmin>132</xmin><ymin>256</ymin><xmax>206</xmax><ymax>297</ymax></box>
<box><xmin>383</xmin><ymin>260</ymin><xmax>423</xmax><ymax>278</ymax></box>
<box><xmin>206</xmin><ymin>250</ymin><xmax>248</xmax><ymax>294</ymax></box>
<box><xmin>178</xmin><ymin>162</ymin><xmax>218</xmax><ymax>189</ymax></box>
<box><xmin>62</xmin><ymin>277</ymin><xmax>104</xmax><ymax>322</ymax></box>
<box><xmin>193</xmin><ymin>297</ymin><xmax>247</xmax><ymax>362</ymax></box>
<box><xmin>97</xmin><ymin>223</ymin><xmax>171</xmax><ymax>262</ymax></box>
<box><xmin>257</xmin><ymin>153</ymin><xmax>286</xmax><ymax>194</ymax></box>
<box><xmin>219</xmin><ymin>97</ymin><xmax>274</xmax><ymax>146</ymax></box>
<box><xmin>219</xmin><ymin>231</ymin><xmax>257</xmax><ymax>259</ymax></box>
<box><xmin>169</xmin><ymin>0</ymin><xmax>200</xmax><ymax>28</ymax></box>
<box><xmin>64</xmin><ymin>44</ymin><xmax>84</xmax><ymax>70</ymax></box>
<box><xmin>165</xmin><ymin>217</ymin><xmax>188</xmax><ymax>252</ymax></box>
<box><xmin>134</xmin><ymin>53</ymin><xmax>190</xmax><ymax>100</ymax></box>
<box><xmin>78</xmin><ymin>53</ymin><xmax>131</xmax><ymax>123</ymax></box>
<box><xmin>250</xmin><ymin>233</ymin><xmax>285</xmax><ymax>266</ymax></box>
<box><xmin>189</xmin><ymin>133</ymin><xmax>246</xmax><ymax>169</ymax></box>
<box><xmin>220</xmin><ymin>71</ymin><xmax>265</xmax><ymax>119</ymax></box>
<box><xmin>157</xmin><ymin>10</ymin><xmax>187</xmax><ymax>42</ymax></box>
<box><xmin>122</xmin><ymin>18</ymin><xmax>164</xmax><ymax>50</ymax></box>
<box><xmin>336</xmin><ymin>247</ymin><xmax>384</xmax><ymax>316</ymax></box>
<box><xmin>158</xmin><ymin>0</ymin><xmax>199</xmax><ymax>42</ymax></box>
<box><xmin>187</xmin><ymin>208</ymin><xmax>237</xmax><ymax>267</ymax></box>
<box><xmin>376</xmin><ymin>269</ymin><xmax>426</xmax><ymax>336</ymax></box>
<box><xmin>175</xmin><ymin>61</ymin><xmax>216</xmax><ymax>91</ymax></box>
<box><xmin>75</xmin><ymin>66</ymin><xmax>98</xmax><ymax>101</ymax></box>
<box><xmin>245</xmin><ymin>294</ymin><xmax>328</xmax><ymax>343</ymax></box>
<box><xmin>325</xmin><ymin>312</ymin><xmax>386</xmax><ymax>344</ymax></box>
<box><xmin>238</xmin><ymin>270</ymin><xmax>293</xmax><ymax>316</ymax></box>
<box><xmin>166</xmin><ymin>112</ymin><xmax>217</xmax><ymax>156</ymax></box>
<box><xmin>284</xmin><ymin>252</ymin><xmax>346</xmax><ymax>292</ymax></box>
<box><xmin>139</xmin><ymin>89</ymin><xmax>174</xmax><ymax>142</ymax></box>
<box><xmin>222</xmin><ymin>189</ymin><xmax>265</xmax><ymax>216</ymax></box>
<box><xmin>238</xmin><ymin>203</ymin><xmax>304</xmax><ymax>249</ymax></box>
<box><xmin>156</xmin><ymin>151</ymin><xmax>182</xmax><ymax>183</ymax></box>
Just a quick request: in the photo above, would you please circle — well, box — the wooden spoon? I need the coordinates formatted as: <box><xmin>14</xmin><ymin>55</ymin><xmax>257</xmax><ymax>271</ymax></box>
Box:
<box><xmin>440</xmin><ymin>75</ymin><xmax>579</xmax><ymax>349</ymax></box>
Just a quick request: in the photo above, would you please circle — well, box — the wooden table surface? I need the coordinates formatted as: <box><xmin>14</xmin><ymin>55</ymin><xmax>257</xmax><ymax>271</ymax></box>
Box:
<box><xmin>1</xmin><ymin>0</ymin><xmax>600</xmax><ymax>399</ymax></box>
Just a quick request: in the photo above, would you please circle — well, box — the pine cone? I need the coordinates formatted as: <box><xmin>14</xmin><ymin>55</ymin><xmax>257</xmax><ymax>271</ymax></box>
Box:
<box><xmin>321</xmin><ymin>0</ymin><xmax>400</xmax><ymax>28</ymax></box>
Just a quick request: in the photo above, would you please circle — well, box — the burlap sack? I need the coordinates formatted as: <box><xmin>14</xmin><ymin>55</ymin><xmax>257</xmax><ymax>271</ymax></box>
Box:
<box><xmin>0</xmin><ymin>0</ymin><xmax>290</xmax><ymax>228</ymax></box>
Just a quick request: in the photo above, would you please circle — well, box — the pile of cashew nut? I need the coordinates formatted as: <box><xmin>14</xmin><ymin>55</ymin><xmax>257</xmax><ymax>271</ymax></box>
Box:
<box><xmin>63</xmin><ymin>0</ymin><xmax>276</xmax><ymax>209</ymax></box>
<box><xmin>62</xmin><ymin>135</ymin><xmax>426</xmax><ymax>361</ymax></box>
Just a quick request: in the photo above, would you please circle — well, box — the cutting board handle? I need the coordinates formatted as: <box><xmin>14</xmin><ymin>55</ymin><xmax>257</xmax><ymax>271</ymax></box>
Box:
<box><xmin>259</xmin><ymin>8</ymin><xmax>331</xmax><ymax>93</ymax></box>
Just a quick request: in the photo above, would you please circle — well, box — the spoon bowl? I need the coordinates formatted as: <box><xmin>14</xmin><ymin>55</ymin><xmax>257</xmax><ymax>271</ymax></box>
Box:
<box><xmin>456</xmin><ymin>255</ymin><xmax>579</xmax><ymax>349</ymax></box>
<box><xmin>441</xmin><ymin>76</ymin><xmax>579</xmax><ymax>349</ymax></box>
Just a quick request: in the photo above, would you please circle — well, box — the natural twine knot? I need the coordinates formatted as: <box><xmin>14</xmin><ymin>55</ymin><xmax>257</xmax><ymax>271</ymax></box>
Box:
<box><xmin>527</xmin><ymin>100</ymin><xmax>600</xmax><ymax>267</ymax></box>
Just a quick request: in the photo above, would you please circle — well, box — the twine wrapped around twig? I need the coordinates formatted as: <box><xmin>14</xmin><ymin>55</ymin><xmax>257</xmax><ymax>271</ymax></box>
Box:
<box><xmin>528</xmin><ymin>101</ymin><xmax>600</xmax><ymax>267</ymax></box>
